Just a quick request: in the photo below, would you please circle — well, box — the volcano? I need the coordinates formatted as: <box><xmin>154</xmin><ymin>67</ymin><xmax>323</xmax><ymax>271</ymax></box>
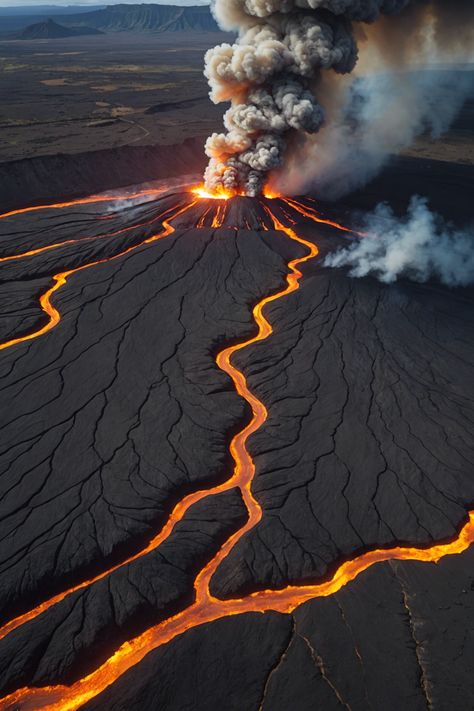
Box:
<box><xmin>0</xmin><ymin>187</ymin><xmax>473</xmax><ymax>710</ymax></box>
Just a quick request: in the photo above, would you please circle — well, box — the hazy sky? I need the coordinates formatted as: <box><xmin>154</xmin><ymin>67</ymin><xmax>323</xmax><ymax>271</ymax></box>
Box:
<box><xmin>0</xmin><ymin>0</ymin><xmax>210</xmax><ymax>5</ymax></box>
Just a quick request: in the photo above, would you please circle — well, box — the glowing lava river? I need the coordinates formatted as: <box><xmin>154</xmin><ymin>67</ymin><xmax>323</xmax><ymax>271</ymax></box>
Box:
<box><xmin>0</xmin><ymin>185</ymin><xmax>473</xmax><ymax>709</ymax></box>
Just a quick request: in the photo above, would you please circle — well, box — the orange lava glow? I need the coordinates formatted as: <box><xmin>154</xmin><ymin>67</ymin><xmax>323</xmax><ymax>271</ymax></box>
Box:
<box><xmin>263</xmin><ymin>188</ymin><xmax>280</xmax><ymax>200</ymax></box>
<box><xmin>0</xmin><ymin>200</ymin><xmax>196</xmax><ymax>353</ymax></box>
<box><xmin>2</xmin><ymin>514</ymin><xmax>474</xmax><ymax>711</ymax></box>
<box><xmin>0</xmin><ymin>213</ymin><xmax>174</xmax><ymax>264</ymax></box>
<box><xmin>282</xmin><ymin>196</ymin><xmax>357</xmax><ymax>234</ymax></box>
<box><xmin>191</xmin><ymin>185</ymin><xmax>235</xmax><ymax>200</ymax></box>
<box><xmin>0</xmin><ymin>187</ymin><xmax>172</xmax><ymax>222</ymax></box>
<box><xmin>191</xmin><ymin>185</ymin><xmax>279</xmax><ymax>201</ymax></box>
<box><xmin>211</xmin><ymin>202</ymin><xmax>228</xmax><ymax>228</ymax></box>
<box><xmin>0</xmin><ymin>201</ymin><xmax>317</xmax><ymax>640</ymax></box>
<box><xmin>196</xmin><ymin>205</ymin><xmax>213</xmax><ymax>228</ymax></box>
<box><xmin>1</xmin><ymin>203</ymin><xmax>473</xmax><ymax>711</ymax></box>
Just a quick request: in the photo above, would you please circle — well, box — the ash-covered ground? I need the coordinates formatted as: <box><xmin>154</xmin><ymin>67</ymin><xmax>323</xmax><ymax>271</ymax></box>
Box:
<box><xmin>0</xmin><ymin>183</ymin><xmax>473</xmax><ymax>710</ymax></box>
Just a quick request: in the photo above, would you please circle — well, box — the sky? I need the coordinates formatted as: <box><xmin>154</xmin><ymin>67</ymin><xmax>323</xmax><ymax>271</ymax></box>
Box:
<box><xmin>0</xmin><ymin>0</ymin><xmax>210</xmax><ymax>6</ymax></box>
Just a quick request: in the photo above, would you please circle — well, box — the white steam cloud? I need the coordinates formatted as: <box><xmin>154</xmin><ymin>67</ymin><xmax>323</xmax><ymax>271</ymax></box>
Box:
<box><xmin>325</xmin><ymin>196</ymin><xmax>474</xmax><ymax>287</ymax></box>
<box><xmin>203</xmin><ymin>0</ymin><xmax>474</xmax><ymax>197</ymax></box>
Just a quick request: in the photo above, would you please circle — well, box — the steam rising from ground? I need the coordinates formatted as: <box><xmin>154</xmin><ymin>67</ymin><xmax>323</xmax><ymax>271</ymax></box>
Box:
<box><xmin>325</xmin><ymin>197</ymin><xmax>474</xmax><ymax>287</ymax></box>
<box><xmin>203</xmin><ymin>0</ymin><xmax>474</xmax><ymax>196</ymax></box>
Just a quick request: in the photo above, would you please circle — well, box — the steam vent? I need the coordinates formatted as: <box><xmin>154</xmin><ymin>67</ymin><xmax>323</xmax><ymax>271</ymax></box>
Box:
<box><xmin>0</xmin><ymin>181</ymin><xmax>473</xmax><ymax>711</ymax></box>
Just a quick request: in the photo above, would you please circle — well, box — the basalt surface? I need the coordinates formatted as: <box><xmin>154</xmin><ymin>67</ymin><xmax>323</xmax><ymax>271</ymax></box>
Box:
<box><xmin>211</xmin><ymin>227</ymin><xmax>474</xmax><ymax>597</ymax></box>
<box><xmin>0</xmin><ymin>189</ymin><xmax>473</xmax><ymax>710</ymax></box>
<box><xmin>84</xmin><ymin>545</ymin><xmax>474</xmax><ymax>711</ymax></box>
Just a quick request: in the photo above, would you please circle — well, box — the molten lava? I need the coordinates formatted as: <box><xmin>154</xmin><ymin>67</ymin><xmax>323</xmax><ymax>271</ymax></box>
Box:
<box><xmin>0</xmin><ymin>187</ymin><xmax>171</xmax><ymax>222</ymax></box>
<box><xmin>262</xmin><ymin>188</ymin><xmax>281</xmax><ymax>200</ymax></box>
<box><xmin>191</xmin><ymin>184</ymin><xmax>278</xmax><ymax>201</ymax></box>
<box><xmin>0</xmin><ymin>200</ymin><xmax>196</xmax><ymax>352</ymax></box>
<box><xmin>191</xmin><ymin>185</ymin><xmax>235</xmax><ymax>200</ymax></box>
<box><xmin>0</xmin><ymin>193</ymin><xmax>473</xmax><ymax>711</ymax></box>
<box><xmin>0</xmin><ymin>213</ymin><xmax>176</xmax><ymax>264</ymax></box>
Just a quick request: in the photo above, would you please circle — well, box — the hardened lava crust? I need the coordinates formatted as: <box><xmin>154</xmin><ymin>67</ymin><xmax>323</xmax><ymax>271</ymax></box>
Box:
<box><xmin>0</xmin><ymin>188</ymin><xmax>472</xmax><ymax>710</ymax></box>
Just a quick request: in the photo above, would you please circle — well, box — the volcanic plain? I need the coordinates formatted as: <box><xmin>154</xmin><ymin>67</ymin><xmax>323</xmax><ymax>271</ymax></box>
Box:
<box><xmin>0</xmin><ymin>32</ymin><xmax>228</xmax><ymax>162</ymax></box>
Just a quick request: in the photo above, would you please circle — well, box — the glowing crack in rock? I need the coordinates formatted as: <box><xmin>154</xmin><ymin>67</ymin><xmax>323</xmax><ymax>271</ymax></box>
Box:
<box><xmin>0</xmin><ymin>193</ymin><xmax>473</xmax><ymax>710</ymax></box>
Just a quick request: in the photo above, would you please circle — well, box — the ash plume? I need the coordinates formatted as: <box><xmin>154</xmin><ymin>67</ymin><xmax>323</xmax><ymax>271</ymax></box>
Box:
<box><xmin>325</xmin><ymin>196</ymin><xmax>474</xmax><ymax>287</ymax></box>
<box><xmin>203</xmin><ymin>0</ymin><xmax>474</xmax><ymax>197</ymax></box>
<box><xmin>276</xmin><ymin>68</ymin><xmax>474</xmax><ymax>199</ymax></box>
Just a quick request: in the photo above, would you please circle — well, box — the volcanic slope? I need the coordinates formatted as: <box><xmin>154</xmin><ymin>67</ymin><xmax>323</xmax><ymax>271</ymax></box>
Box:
<box><xmin>0</xmin><ymin>189</ymin><xmax>472</xmax><ymax>710</ymax></box>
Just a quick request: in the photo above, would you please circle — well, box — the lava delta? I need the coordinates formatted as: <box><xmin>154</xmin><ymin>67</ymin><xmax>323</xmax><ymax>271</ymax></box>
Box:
<box><xmin>0</xmin><ymin>186</ymin><xmax>473</xmax><ymax>711</ymax></box>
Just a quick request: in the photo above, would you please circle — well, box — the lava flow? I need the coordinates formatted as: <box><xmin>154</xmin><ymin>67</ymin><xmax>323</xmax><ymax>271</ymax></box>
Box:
<box><xmin>0</xmin><ymin>211</ymin><xmax>179</xmax><ymax>264</ymax></box>
<box><xmin>1</xmin><ymin>194</ymin><xmax>473</xmax><ymax>711</ymax></box>
<box><xmin>0</xmin><ymin>196</ymin><xmax>319</xmax><ymax>641</ymax></box>
<box><xmin>0</xmin><ymin>199</ymin><xmax>196</xmax><ymax>352</ymax></box>
<box><xmin>280</xmin><ymin>196</ymin><xmax>360</xmax><ymax>235</ymax></box>
<box><xmin>0</xmin><ymin>186</ymin><xmax>172</xmax><ymax>221</ymax></box>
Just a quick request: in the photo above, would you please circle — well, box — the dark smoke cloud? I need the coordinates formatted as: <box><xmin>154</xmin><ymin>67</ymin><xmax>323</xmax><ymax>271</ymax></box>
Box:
<box><xmin>324</xmin><ymin>196</ymin><xmax>474</xmax><ymax>287</ymax></box>
<box><xmin>203</xmin><ymin>0</ymin><xmax>474</xmax><ymax>196</ymax></box>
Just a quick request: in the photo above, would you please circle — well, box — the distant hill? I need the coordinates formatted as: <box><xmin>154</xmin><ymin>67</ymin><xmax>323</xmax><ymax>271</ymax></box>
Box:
<box><xmin>0</xmin><ymin>5</ymin><xmax>105</xmax><ymax>17</ymax></box>
<box><xmin>16</xmin><ymin>18</ymin><xmax>105</xmax><ymax>39</ymax></box>
<box><xmin>0</xmin><ymin>6</ymin><xmax>105</xmax><ymax>35</ymax></box>
<box><xmin>0</xmin><ymin>4</ymin><xmax>224</xmax><ymax>38</ymax></box>
<box><xmin>57</xmin><ymin>4</ymin><xmax>221</xmax><ymax>33</ymax></box>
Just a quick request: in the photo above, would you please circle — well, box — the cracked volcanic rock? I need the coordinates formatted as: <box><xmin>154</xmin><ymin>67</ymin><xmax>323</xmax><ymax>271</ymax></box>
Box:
<box><xmin>0</xmin><ymin>194</ymin><xmax>296</xmax><ymax>628</ymax></box>
<box><xmin>0</xmin><ymin>187</ymin><xmax>473</xmax><ymax>710</ymax></box>
<box><xmin>83</xmin><ymin>546</ymin><xmax>474</xmax><ymax>711</ymax></box>
<box><xmin>0</xmin><ymin>489</ymin><xmax>248</xmax><ymax>692</ymax></box>
<box><xmin>210</xmin><ymin>238</ymin><xmax>474</xmax><ymax>597</ymax></box>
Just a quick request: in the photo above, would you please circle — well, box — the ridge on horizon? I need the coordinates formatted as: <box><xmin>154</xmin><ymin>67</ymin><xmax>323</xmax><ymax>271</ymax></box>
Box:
<box><xmin>0</xmin><ymin>3</ymin><xmax>220</xmax><ymax>34</ymax></box>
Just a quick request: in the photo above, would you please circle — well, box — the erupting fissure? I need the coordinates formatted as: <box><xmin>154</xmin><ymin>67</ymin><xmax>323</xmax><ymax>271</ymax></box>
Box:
<box><xmin>0</xmin><ymin>195</ymin><xmax>473</xmax><ymax>710</ymax></box>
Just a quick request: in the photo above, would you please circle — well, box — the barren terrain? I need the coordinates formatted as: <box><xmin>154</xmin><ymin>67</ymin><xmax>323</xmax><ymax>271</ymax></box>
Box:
<box><xmin>0</xmin><ymin>183</ymin><xmax>473</xmax><ymax>710</ymax></box>
<box><xmin>0</xmin><ymin>33</ymin><xmax>226</xmax><ymax>162</ymax></box>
